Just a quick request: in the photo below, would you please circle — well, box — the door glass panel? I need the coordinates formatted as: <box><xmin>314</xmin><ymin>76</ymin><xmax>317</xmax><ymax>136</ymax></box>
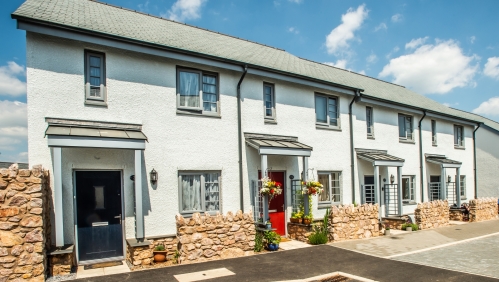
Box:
<box><xmin>94</xmin><ymin>186</ymin><xmax>105</xmax><ymax>210</ymax></box>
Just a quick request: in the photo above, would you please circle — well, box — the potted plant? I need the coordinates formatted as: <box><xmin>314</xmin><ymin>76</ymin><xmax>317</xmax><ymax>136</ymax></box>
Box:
<box><xmin>384</xmin><ymin>226</ymin><xmax>391</xmax><ymax>235</ymax></box>
<box><xmin>290</xmin><ymin>211</ymin><xmax>302</xmax><ymax>223</ymax></box>
<box><xmin>264</xmin><ymin>230</ymin><xmax>281</xmax><ymax>251</ymax></box>
<box><xmin>266</xmin><ymin>220</ymin><xmax>272</xmax><ymax>230</ymax></box>
<box><xmin>301</xmin><ymin>180</ymin><xmax>324</xmax><ymax>196</ymax></box>
<box><xmin>303</xmin><ymin>214</ymin><xmax>313</xmax><ymax>225</ymax></box>
<box><xmin>153</xmin><ymin>244</ymin><xmax>167</xmax><ymax>262</ymax></box>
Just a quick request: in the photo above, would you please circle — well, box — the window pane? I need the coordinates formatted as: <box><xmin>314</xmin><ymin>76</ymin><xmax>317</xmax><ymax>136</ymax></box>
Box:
<box><xmin>328</xmin><ymin>98</ymin><xmax>337</xmax><ymax>126</ymax></box>
<box><xmin>181</xmin><ymin>175</ymin><xmax>202</xmax><ymax>212</ymax></box>
<box><xmin>90</xmin><ymin>88</ymin><xmax>101</xmax><ymax>97</ymax></box>
<box><xmin>202</xmin><ymin>75</ymin><xmax>216</xmax><ymax>84</ymax></box>
<box><xmin>202</xmin><ymin>84</ymin><xmax>216</xmax><ymax>94</ymax></box>
<box><xmin>89</xmin><ymin>56</ymin><xmax>101</xmax><ymax>67</ymax></box>
<box><xmin>318</xmin><ymin>174</ymin><xmax>330</xmax><ymax>202</ymax></box>
<box><xmin>402</xmin><ymin>177</ymin><xmax>410</xmax><ymax>200</ymax></box>
<box><xmin>406</xmin><ymin>117</ymin><xmax>412</xmax><ymax>138</ymax></box>
<box><xmin>264</xmin><ymin>85</ymin><xmax>272</xmax><ymax>95</ymax></box>
<box><xmin>366</xmin><ymin>107</ymin><xmax>372</xmax><ymax>134</ymax></box>
<box><xmin>179</xmin><ymin>71</ymin><xmax>200</xmax><ymax>108</ymax></box>
<box><xmin>315</xmin><ymin>96</ymin><xmax>327</xmax><ymax>123</ymax></box>
<box><xmin>90</xmin><ymin>67</ymin><xmax>100</xmax><ymax>77</ymax></box>
<box><xmin>331</xmin><ymin>172</ymin><xmax>341</xmax><ymax>202</ymax></box>
<box><xmin>204</xmin><ymin>173</ymin><xmax>220</xmax><ymax>211</ymax></box>
<box><xmin>90</xmin><ymin>77</ymin><xmax>100</xmax><ymax>87</ymax></box>
<box><xmin>460</xmin><ymin>175</ymin><xmax>466</xmax><ymax>197</ymax></box>
<box><xmin>398</xmin><ymin>115</ymin><xmax>406</xmax><ymax>137</ymax></box>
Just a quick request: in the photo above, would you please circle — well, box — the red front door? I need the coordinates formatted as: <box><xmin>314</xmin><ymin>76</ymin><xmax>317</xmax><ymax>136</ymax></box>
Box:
<box><xmin>259</xmin><ymin>171</ymin><xmax>286</xmax><ymax>236</ymax></box>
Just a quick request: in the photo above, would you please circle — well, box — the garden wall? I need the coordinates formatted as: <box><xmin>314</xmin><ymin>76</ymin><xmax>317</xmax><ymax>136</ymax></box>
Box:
<box><xmin>414</xmin><ymin>200</ymin><xmax>449</xmax><ymax>230</ymax></box>
<box><xmin>328</xmin><ymin>204</ymin><xmax>380</xmax><ymax>241</ymax></box>
<box><xmin>176</xmin><ymin>210</ymin><xmax>255</xmax><ymax>264</ymax></box>
<box><xmin>287</xmin><ymin>220</ymin><xmax>322</xmax><ymax>243</ymax></box>
<box><xmin>469</xmin><ymin>198</ymin><xmax>498</xmax><ymax>222</ymax></box>
<box><xmin>126</xmin><ymin>236</ymin><xmax>178</xmax><ymax>268</ymax></box>
<box><xmin>0</xmin><ymin>164</ymin><xmax>49</xmax><ymax>281</ymax></box>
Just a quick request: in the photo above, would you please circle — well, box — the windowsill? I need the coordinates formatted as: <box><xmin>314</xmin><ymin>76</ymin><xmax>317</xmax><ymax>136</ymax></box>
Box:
<box><xmin>264</xmin><ymin>118</ymin><xmax>277</xmax><ymax>124</ymax></box>
<box><xmin>399</xmin><ymin>139</ymin><xmax>415</xmax><ymax>144</ymax></box>
<box><xmin>180</xmin><ymin>211</ymin><xmax>220</xmax><ymax>217</ymax></box>
<box><xmin>85</xmin><ymin>100</ymin><xmax>107</xmax><ymax>107</ymax></box>
<box><xmin>403</xmin><ymin>201</ymin><xmax>417</xmax><ymax>206</ymax></box>
<box><xmin>454</xmin><ymin>146</ymin><xmax>466</xmax><ymax>150</ymax></box>
<box><xmin>367</xmin><ymin>135</ymin><xmax>375</xmax><ymax>140</ymax></box>
<box><xmin>460</xmin><ymin>197</ymin><xmax>467</xmax><ymax>200</ymax></box>
<box><xmin>316</xmin><ymin>125</ymin><xmax>342</xmax><ymax>132</ymax></box>
<box><xmin>318</xmin><ymin>202</ymin><xmax>341</xmax><ymax>209</ymax></box>
<box><xmin>176</xmin><ymin>109</ymin><xmax>221</xmax><ymax>119</ymax></box>
<box><xmin>432</xmin><ymin>144</ymin><xmax>438</xmax><ymax>147</ymax></box>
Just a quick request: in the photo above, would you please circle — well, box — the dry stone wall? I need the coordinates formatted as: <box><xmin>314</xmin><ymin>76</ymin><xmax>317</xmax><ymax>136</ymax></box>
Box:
<box><xmin>449</xmin><ymin>208</ymin><xmax>465</xmax><ymax>221</ymax></box>
<box><xmin>328</xmin><ymin>204</ymin><xmax>380</xmax><ymax>241</ymax></box>
<box><xmin>415</xmin><ymin>200</ymin><xmax>449</xmax><ymax>230</ymax></box>
<box><xmin>126</xmin><ymin>236</ymin><xmax>178</xmax><ymax>268</ymax></box>
<box><xmin>176</xmin><ymin>210</ymin><xmax>255</xmax><ymax>264</ymax></box>
<box><xmin>0</xmin><ymin>165</ymin><xmax>48</xmax><ymax>282</ymax></box>
<box><xmin>287</xmin><ymin>220</ymin><xmax>322</xmax><ymax>243</ymax></box>
<box><xmin>469</xmin><ymin>198</ymin><xmax>498</xmax><ymax>222</ymax></box>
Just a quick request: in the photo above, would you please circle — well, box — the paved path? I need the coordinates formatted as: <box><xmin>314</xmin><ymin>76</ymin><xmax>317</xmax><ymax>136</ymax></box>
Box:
<box><xmin>74</xmin><ymin>245</ymin><xmax>496</xmax><ymax>282</ymax></box>
<box><xmin>331</xmin><ymin>219</ymin><xmax>499</xmax><ymax>258</ymax></box>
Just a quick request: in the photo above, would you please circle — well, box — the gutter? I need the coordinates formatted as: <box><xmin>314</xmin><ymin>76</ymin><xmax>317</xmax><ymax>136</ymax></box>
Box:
<box><xmin>349</xmin><ymin>90</ymin><xmax>361</xmax><ymax>204</ymax></box>
<box><xmin>418</xmin><ymin>110</ymin><xmax>427</xmax><ymax>202</ymax></box>
<box><xmin>473</xmin><ymin>123</ymin><xmax>482</xmax><ymax>199</ymax></box>
<box><xmin>237</xmin><ymin>65</ymin><xmax>248</xmax><ymax>211</ymax></box>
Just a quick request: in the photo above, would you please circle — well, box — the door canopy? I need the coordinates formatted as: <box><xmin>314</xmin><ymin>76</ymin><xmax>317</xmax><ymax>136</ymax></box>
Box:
<box><xmin>245</xmin><ymin>133</ymin><xmax>312</xmax><ymax>156</ymax></box>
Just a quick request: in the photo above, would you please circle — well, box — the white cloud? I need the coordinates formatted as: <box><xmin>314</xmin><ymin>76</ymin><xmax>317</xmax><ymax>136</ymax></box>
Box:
<box><xmin>0</xmin><ymin>62</ymin><xmax>26</xmax><ymax>97</ymax></box>
<box><xmin>323</xmin><ymin>59</ymin><xmax>348</xmax><ymax>70</ymax></box>
<box><xmin>366</xmin><ymin>53</ymin><xmax>377</xmax><ymax>64</ymax></box>
<box><xmin>470</xmin><ymin>36</ymin><xmax>476</xmax><ymax>44</ymax></box>
<box><xmin>325</xmin><ymin>4</ymin><xmax>368</xmax><ymax>55</ymax></box>
<box><xmin>405</xmin><ymin>37</ymin><xmax>428</xmax><ymax>49</ymax></box>
<box><xmin>385</xmin><ymin>46</ymin><xmax>400</xmax><ymax>59</ymax></box>
<box><xmin>358</xmin><ymin>70</ymin><xmax>366</xmax><ymax>75</ymax></box>
<box><xmin>483</xmin><ymin>57</ymin><xmax>499</xmax><ymax>80</ymax></box>
<box><xmin>137</xmin><ymin>0</ymin><xmax>149</xmax><ymax>12</ymax></box>
<box><xmin>374</xmin><ymin>23</ymin><xmax>387</xmax><ymax>32</ymax></box>
<box><xmin>0</xmin><ymin>100</ymin><xmax>27</xmax><ymax>161</ymax></box>
<box><xmin>473</xmin><ymin>97</ymin><xmax>499</xmax><ymax>116</ymax></box>
<box><xmin>379</xmin><ymin>39</ymin><xmax>479</xmax><ymax>94</ymax></box>
<box><xmin>288</xmin><ymin>27</ymin><xmax>299</xmax><ymax>34</ymax></box>
<box><xmin>162</xmin><ymin>0</ymin><xmax>207</xmax><ymax>22</ymax></box>
<box><xmin>391</xmin><ymin>13</ymin><xmax>403</xmax><ymax>22</ymax></box>
<box><xmin>288</xmin><ymin>0</ymin><xmax>302</xmax><ymax>3</ymax></box>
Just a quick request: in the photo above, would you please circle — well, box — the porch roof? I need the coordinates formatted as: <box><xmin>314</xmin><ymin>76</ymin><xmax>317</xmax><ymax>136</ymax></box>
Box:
<box><xmin>356</xmin><ymin>149</ymin><xmax>405</xmax><ymax>167</ymax></box>
<box><xmin>45</xmin><ymin>125</ymin><xmax>148</xmax><ymax>140</ymax></box>
<box><xmin>245</xmin><ymin>133</ymin><xmax>312</xmax><ymax>156</ymax></box>
<box><xmin>426</xmin><ymin>154</ymin><xmax>462</xmax><ymax>168</ymax></box>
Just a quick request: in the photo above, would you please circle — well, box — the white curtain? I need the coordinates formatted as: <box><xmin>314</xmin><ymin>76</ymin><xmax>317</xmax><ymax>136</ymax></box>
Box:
<box><xmin>179</xmin><ymin>71</ymin><xmax>200</xmax><ymax>108</ymax></box>
<box><xmin>182</xmin><ymin>175</ymin><xmax>201</xmax><ymax>212</ymax></box>
<box><xmin>205</xmin><ymin>173</ymin><xmax>219</xmax><ymax>211</ymax></box>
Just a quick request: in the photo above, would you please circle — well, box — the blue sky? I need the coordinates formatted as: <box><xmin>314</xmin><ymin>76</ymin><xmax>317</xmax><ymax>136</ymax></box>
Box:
<box><xmin>1</xmin><ymin>0</ymin><xmax>499</xmax><ymax>163</ymax></box>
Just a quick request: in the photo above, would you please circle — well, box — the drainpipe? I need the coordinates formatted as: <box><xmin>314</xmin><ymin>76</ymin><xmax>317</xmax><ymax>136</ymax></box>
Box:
<box><xmin>349</xmin><ymin>90</ymin><xmax>360</xmax><ymax>204</ymax></box>
<box><xmin>473</xmin><ymin>123</ymin><xmax>481</xmax><ymax>199</ymax></box>
<box><xmin>418</xmin><ymin>110</ymin><xmax>426</xmax><ymax>202</ymax></box>
<box><xmin>237</xmin><ymin>65</ymin><xmax>248</xmax><ymax>212</ymax></box>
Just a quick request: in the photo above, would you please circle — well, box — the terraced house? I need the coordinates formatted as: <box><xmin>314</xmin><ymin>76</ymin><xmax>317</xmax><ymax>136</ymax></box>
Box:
<box><xmin>11</xmin><ymin>0</ymin><xmax>499</xmax><ymax>266</ymax></box>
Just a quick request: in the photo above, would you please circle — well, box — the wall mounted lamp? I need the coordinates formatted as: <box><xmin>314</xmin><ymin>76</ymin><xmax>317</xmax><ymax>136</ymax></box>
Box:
<box><xmin>150</xmin><ymin>169</ymin><xmax>158</xmax><ymax>184</ymax></box>
<box><xmin>390</xmin><ymin>174</ymin><xmax>395</xmax><ymax>184</ymax></box>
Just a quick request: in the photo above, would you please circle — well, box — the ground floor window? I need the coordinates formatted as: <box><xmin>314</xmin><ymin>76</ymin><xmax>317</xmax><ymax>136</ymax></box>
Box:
<box><xmin>402</xmin><ymin>175</ymin><xmax>415</xmax><ymax>203</ymax></box>
<box><xmin>318</xmin><ymin>171</ymin><xmax>341</xmax><ymax>205</ymax></box>
<box><xmin>179</xmin><ymin>171</ymin><xmax>220</xmax><ymax>215</ymax></box>
<box><xmin>460</xmin><ymin>175</ymin><xmax>466</xmax><ymax>198</ymax></box>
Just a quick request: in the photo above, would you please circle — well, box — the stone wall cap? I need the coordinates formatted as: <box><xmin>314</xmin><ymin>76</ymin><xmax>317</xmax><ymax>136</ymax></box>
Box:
<box><xmin>126</xmin><ymin>238</ymin><xmax>152</xmax><ymax>247</ymax></box>
<box><xmin>145</xmin><ymin>234</ymin><xmax>176</xmax><ymax>240</ymax></box>
<box><xmin>48</xmin><ymin>244</ymin><xmax>74</xmax><ymax>255</ymax></box>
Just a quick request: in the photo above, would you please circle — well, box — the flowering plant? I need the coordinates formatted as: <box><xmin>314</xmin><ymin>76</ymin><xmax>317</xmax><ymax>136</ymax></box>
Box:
<box><xmin>302</xmin><ymin>180</ymin><xmax>323</xmax><ymax>196</ymax></box>
<box><xmin>260</xmin><ymin>177</ymin><xmax>282</xmax><ymax>200</ymax></box>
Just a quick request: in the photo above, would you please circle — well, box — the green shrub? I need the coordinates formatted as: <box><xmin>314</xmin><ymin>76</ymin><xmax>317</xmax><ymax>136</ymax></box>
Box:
<box><xmin>154</xmin><ymin>244</ymin><xmax>165</xmax><ymax>251</ymax></box>
<box><xmin>308</xmin><ymin>208</ymin><xmax>329</xmax><ymax>245</ymax></box>
<box><xmin>401</xmin><ymin>223</ymin><xmax>419</xmax><ymax>231</ymax></box>
<box><xmin>263</xmin><ymin>230</ymin><xmax>281</xmax><ymax>245</ymax></box>
<box><xmin>254</xmin><ymin>231</ymin><xmax>264</xmax><ymax>252</ymax></box>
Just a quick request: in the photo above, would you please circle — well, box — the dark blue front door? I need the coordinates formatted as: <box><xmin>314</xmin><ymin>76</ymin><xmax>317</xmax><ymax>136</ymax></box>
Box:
<box><xmin>75</xmin><ymin>171</ymin><xmax>123</xmax><ymax>262</ymax></box>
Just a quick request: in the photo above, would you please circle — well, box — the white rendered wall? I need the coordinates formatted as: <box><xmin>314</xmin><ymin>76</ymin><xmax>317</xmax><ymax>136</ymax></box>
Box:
<box><xmin>476</xmin><ymin>127</ymin><xmax>499</xmax><ymax>198</ymax></box>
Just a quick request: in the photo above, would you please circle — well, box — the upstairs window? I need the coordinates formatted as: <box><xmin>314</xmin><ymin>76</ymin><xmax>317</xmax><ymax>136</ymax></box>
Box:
<box><xmin>454</xmin><ymin>125</ymin><xmax>464</xmax><ymax>147</ymax></box>
<box><xmin>431</xmin><ymin>120</ymin><xmax>437</xmax><ymax>145</ymax></box>
<box><xmin>398</xmin><ymin>114</ymin><xmax>413</xmax><ymax>141</ymax></box>
<box><xmin>366</xmin><ymin>106</ymin><xmax>374</xmax><ymax>137</ymax></box>
<box><xmin>263</xmin><ymin>83</ymin><xmax>275</xmax><ymax>121</ymax></box>
<box><xmin>177</xmin><ymin>68</ymin><xmax>219</xmax><ymax>114</ymax></box>
<box><xmin>85</xmin><ymin>51</ymin><xmax>106</xmax><ymax>105</ymax></box>
<box><xmin>315</xmin><ymin>94</ymin><xmax>339</xmax><ymax>128</ymax></box>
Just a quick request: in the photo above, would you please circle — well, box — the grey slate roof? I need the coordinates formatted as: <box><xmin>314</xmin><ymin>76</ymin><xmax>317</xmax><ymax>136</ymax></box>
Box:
<box><xmin>11</xmin><ymin>0</ymin><xmax>499</xmax><ymax>131</ymax></box>
<box><xmin>357</xmin><ymin>152</ymin><xmax>405</xmax><ymax>163</ymax></box>
<box><xmin>426</xmin><ymin>157</ymin><xmax>462</xmax><ymax>165</ymax></box>
<box><xmin>45</xmin><ymin>125</ymin><xmax>148</xmax><ymax>140</ymax></box>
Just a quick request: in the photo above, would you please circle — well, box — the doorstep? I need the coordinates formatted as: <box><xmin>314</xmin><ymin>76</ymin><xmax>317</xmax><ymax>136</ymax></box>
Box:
<box><xmin>76</xmin><ymin>260</ymin><xmax>130</xmax><ymax>279</ymax></box>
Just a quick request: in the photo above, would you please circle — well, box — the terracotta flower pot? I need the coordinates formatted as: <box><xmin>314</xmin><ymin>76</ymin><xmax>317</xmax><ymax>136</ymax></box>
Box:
<box><xmin>153</xmin><ymin>251</ymin><xmax>167</xmax><ymax>262</ymax></box>
<box><xmin>303</xmin><ymin>219</ymin><xmax>311</xmax><ymax>225</ymax></box>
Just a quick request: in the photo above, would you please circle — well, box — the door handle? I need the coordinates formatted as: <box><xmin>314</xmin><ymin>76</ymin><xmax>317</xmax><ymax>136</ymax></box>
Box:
<box><xmin>114</xmin><ymin>214</ymin><xmax>122</xmax><ymax>224</ymax></box>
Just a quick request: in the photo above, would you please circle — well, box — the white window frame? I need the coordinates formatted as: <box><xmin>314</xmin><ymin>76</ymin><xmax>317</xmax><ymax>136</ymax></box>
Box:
<box><xmin>176</xmin><ymin>68</ymin><xmax>220</xmax><ymax>115</ymax></box>
<box><xmin>315</xmin><ymin>93</ymin><xmax>341</xmax><ymax>129</ymax></box>
<box><xmin>431</xmin><ymin>120</ymin><xmax>437</xmax><ymax>146</ymax></box>
<box><xmin>178</xmin><ymin>171</ymin><xmax>221</xmax><ymax>216</ymax></box>
<box><xmin>454</xmin><ymin>125</ymin><xmax>465</xmax><ymax>148</ymax></box>
<box><xmin>263</xmin><ymin>83</ymin><xmax>276</xmax><ymax>121</ymax></box>
<box><xmin>459</xmin><ymin>175</ymin><xmax>466</xmax><ymax>199</ymax></box>
<box><xmin>84</xmin><ymin>50</ymin><xmax>106</xmax><ymax>105</ymax></box>
<box><xmin>317</xmin><ymin>171</ymin><xmax>342</xmax><ymax>207</ymax></box>
<box><xmin>366</xmin><ymin>106</ymin><xmax>374</xmax><ymax>138</ymax></box>
<box><xmin>398</xmin><ymin>114</ymin><xmax>414</xmax><ymax>141</ymax></box>
<box><xmin>402</xmin><ymin>175</ymin><xmax>416</xmax><ymax>203</ymax></box>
